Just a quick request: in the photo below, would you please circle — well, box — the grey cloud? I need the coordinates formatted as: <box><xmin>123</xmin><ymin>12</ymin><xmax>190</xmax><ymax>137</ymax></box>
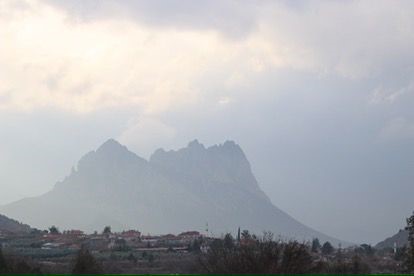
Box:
<box><xmin>1</xmin><ymin>0</ymin><xmax>414</xmax><ymax>245</ymax></box>
<box><xmin>43</xmin><ymin>0</ymin><xmax>262</xmax><ymax>38</ymax></box>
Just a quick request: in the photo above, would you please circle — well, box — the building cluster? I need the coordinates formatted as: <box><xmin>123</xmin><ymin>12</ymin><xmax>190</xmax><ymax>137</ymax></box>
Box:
<box><xmin>0</xmin><ymin>228</ymin><xmax>204</xmax><ymax>254</ymax></box>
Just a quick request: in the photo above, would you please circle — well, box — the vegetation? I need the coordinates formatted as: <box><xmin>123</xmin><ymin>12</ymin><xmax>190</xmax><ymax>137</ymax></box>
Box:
<box><xmin>0</xmin><ymin>247</ymin><xmax>8</xmax><ymax>273</ymax></box>
<box><xmin>72</xmin><ymin>246</ymin><xmax>102</xmax><ymax>274</ymax></box>
<box><xmin>48</xmin><ymin>225</ymin><xmax>60</xmax><ymax>234</ymax></box>
<box><xmin>311</xmin><ymin>238</ymin><xmax>321</xmax><ymax>253</ymax></box>
<box><xmin>0</xmin><ymin>245</ymin><xmax>41</xmax><ymax>274</ymax></box>
<box><xmin>103</xmin><ymin>226</ymin><xmax>112</xmax><ymax>235</ymax></box>
<box><xmin>405</xmin><ymin>211</ymin><xmax>414</xmax><ymax>272</ymax></box>
<box><xmin>0</xmin><ymin>228</ymin><xmax>407</xmax><ymax>274</ymax></box>
<box><xmin>321</xmin><ymin>241</ymin><xmax>334</xmax><ymax>255</ymax></box>
<box><xmin>200</xmin><ymin>232</ymin><xmax>313</xmax><ymax>274</ymax></box>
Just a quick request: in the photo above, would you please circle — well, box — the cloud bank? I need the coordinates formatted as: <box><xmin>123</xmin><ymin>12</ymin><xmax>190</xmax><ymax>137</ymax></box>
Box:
<box><xmin>0</xmin><ymin>0</ymin><xmax>414</xmax><ymax>244</ymax></box>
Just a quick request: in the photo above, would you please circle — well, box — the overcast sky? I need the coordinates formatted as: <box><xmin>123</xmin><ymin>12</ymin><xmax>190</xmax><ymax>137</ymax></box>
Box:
<box><xmin>1</xmin><ymin>0</ymin><xmax>414</xmax><ymax>244</ymax></box>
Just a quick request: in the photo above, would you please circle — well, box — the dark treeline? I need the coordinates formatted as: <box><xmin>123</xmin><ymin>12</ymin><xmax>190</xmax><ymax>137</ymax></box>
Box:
<box><xmin>1</xmin><ymin>211</ymin><xmax>414</xmax><ymax>274</ymax></box>
<box><xmin>199</xmin><ymin>232</ymin><xmax>370</xmax><ymax>274</ymax></box>
<box><xmin>0</xmin><ymin>246</ymin><xmax>41</xmax><ymax>274</ymax></box>
<box><xmin>196</xmin><ymin>212</ymin><xmax>414</xmax><ymax>274</ymax></box>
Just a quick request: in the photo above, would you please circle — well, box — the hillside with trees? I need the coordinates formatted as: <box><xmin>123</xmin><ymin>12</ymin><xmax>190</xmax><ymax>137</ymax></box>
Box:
<box><xmin>0</xmin><ymin>214</ymin><xmax>31</xmax><ymax>234</ymax></box>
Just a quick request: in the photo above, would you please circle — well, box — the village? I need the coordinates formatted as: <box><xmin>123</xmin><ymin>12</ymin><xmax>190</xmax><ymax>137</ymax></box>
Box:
<box><xmin>0</xmin><ymin>227</ymin><xmax>209</xmax><ymax>273</ymax></box>
<box><xmin>1</xmin><ymin>225</ymin><xmax>407</xmax><ymax>274</ymax></box>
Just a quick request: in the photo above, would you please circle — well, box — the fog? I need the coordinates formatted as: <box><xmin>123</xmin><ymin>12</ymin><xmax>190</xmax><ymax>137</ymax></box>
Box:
<box><xmin>0</xmin><ymin>0</ymin><xmax>413</xmax><ymax>244</ymax></box>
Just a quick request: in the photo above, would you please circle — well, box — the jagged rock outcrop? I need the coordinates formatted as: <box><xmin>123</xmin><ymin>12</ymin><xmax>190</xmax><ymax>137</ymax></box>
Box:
<box><xmin>0</xmin><ymin>139</ymin><xmax>345</xmax><ymax>245</ymax></box>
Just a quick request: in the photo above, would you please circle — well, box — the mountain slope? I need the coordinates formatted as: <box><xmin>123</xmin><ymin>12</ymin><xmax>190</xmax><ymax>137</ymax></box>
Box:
<box><xmin>376</xmin><ymin>229</ymin><xmax>408</xmax><ymax>249</ymax></box>
<box><xmin>0</xmin><ymin>139</ymin><xmax>345</xmax><ymax>245</ymax></box>
<box><xmin>0</xmin><ymin>213</ymin><xmax>31</xmax><ymax>234</ymax></box>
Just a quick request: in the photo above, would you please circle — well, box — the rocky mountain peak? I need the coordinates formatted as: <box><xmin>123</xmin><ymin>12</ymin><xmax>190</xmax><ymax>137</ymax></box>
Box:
<box><xmin>97</xmin><ymin>138</ymin><xmax>129</xmax><ymax>155</ymax></box>
<box><xmin>76</xmin><ymin>139</ymin><xmax>146</xmax><ymax>173</ymax></box>
<box><xmin>0</xmin><ymin>139</ymin><xmax>345</xmax><ymax>246</ymax></box>
<box><xmin>187</xmin><ymin>139</ymin><xmax>205</xmax><ymax>150</ymax></box>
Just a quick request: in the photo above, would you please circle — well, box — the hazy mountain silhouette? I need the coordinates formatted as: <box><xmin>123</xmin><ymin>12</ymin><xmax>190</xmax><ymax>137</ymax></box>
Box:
<box><xmin>0</xmin><ymin>213</ymin><xmax>31</xmax><ymax>234</ymax></box>
<box><xmin>0</xmin><ymin>139</ymin><xmax>345</xmax><ymax>244</ymax></box>
<box><xmin>376</xmin><ymin>229</ymin><xmax>408</xmax><ymax>249</ymax></box>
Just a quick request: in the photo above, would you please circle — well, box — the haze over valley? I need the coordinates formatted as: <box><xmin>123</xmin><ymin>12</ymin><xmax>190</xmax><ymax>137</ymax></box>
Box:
<box><xmin>1</xmin><ymin>0</ymin><xmax>414</xmax><ymax>249</ymax></box>
<box><xmin>1</xmin><ymin>139</ymin><xmax>344</xmax><ymax>246</ymax></box>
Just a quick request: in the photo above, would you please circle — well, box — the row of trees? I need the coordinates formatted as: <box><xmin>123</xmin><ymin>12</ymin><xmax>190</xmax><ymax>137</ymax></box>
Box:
<box><xmin>311</xmin><ymin>238</ymin><xmax>334</xmax><ymax>254</ymax></box>
<box><xmin>68</xmin><ymin>211</ymin><xmax>414</xmax><ymax>274</ymax></box>
<box><xmin>2</xmin><ymin>212</ymin><xmax>414</xmax><ymax>274</ymax></box>
<box><xmin>48</xmin><ymin>225</ymin><xmax>112</xmax><ymax>235</ymax></box>
<box><xmin>0</xmin><ymin>244</ymin><xmax>102</xmax><ymax>275</ymax></box>
<box><xmin>0</xmin><ymin>247</ymin><xmax>41</xmax><ymax>274</ymax></box>
<box><xmin>199</xmin><ymin>232</ymin><xmax>370</xmax><ymax>274</ymax></box>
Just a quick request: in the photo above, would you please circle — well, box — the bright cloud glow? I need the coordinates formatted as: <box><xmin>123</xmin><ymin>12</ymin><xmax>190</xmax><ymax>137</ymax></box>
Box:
<box><xmin>4</xmin><ymin>0</ymin><xmax>413</xmax><ymax>115</ymax></box>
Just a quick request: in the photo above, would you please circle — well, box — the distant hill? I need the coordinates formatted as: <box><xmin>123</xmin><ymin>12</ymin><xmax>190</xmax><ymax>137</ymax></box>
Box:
<box><xmin>0</xmin><ymin>139</ymin><xmax>346</xmax><ymax>245</ymax></box>
<box><xmin>376</xmin><ymin>229</ymin><xmax>408</xmax><ymax>249</ymax></box>
<box><xmin>0</xmin><ymin>213</ymin><xmax>31</xmax><ymax>234</ymax></box>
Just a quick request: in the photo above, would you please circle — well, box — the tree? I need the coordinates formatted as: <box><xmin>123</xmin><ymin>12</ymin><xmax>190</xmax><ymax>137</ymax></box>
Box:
<box><xmin>48</xmin><ymin>225</ymin><xmax>60</xmax><ymax>234</ymax></box>
<box><xmin>311</xmin><ymin>238</ymin><xmax>321</xmax><ymax>253</ymax></box>
<box><xmin>102</xmin><ymin>226</ymin><xmax>111</xmax><ymax>235</ymax></box>
<box><xmin>321</xmin><ymin>241</ymin><xmax>334</xmax><ymax>255</ymax></box>
<box><xmin>280</xmin><ymin>241</ymin><xmax>313</xmax><ymax>274</ymax></box>
<box><xmin>114</xmin><ymin>238</ymin><xmax>130</xmax><ymax>251</ymax></box>
<box><xmin>0</xmin><ymin>247</ymin><xmax>41</xmax><ymax>274</ymax></box>
<box><xmin>0</xmin><ymin>246</ymin><xmax>9</xmax><ymax>273</ymax></box>
<box><xmin>355</xmin><ymin>244</ymin><xmax>375</xmax><ymax>256</ymax></box>
<box><xmin>223</xmin><ymin>233</ymin><xmax>234</xmax><ymax>249</ymax></box>
<box><xmin>351</xmin><ymin>254</ymin><xmax>370</xmax><ymax>274</ymax></box>
<box><xmin>189</xmin><ymin>238</ymin><xmax>202</xmax><ymax>253</ymax></box>
<box><xmin>127</xmin><ymin>253</ymin><xmax>137</xmax><ymax>264</ymax></box>
<box><xmin>405</xmin><ymin>211</ymin><xmax>414</xmax><ymax>272</ymax></box>
<box><xmin>200</xmin><ymin>234</ymin><xmax>313</xmax><ymax>274</ymax></box>
<box><xmin>72</xmin><ymin>246</ymin><xmax>102</xmax><ymax>274</ymax></box>
<box><xmin>241</xmin><ymin>230</ymin><xmax>252</xmax><ymax>241</ymax></box>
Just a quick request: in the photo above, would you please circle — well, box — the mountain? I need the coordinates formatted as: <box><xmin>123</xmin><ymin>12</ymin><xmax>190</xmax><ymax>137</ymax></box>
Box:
<box><xmin>375</xmin><ymin>229</ymin><xmax>408</xmax><ymax>249</ymax></box>
<box><xmin>0</xmin><ymin>213</ymin><xmax>31</xmax><ymax>234</ymax></box>
<box><xmin>0</xmin><ymin>139</ymin><xmax>345</xmax><ymax>245</ymax></box>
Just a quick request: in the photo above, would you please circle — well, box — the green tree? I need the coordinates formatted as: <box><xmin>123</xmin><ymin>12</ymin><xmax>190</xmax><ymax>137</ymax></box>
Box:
<box><xmin>223</xmin><ymin>233</ymin><xmax>234</xmax><ymax>249</ymax></box>
<box><xmin>395</xmin><ymin>246</ymin><xmax>407</xmax><ymax>261</ymax></box>
<box><xmin>0</xmin><ymin>248</ymin><xmax>41</xmax><ymax>274</ymax></box>
<box><xmin>241</xmin><ymin>230</ymin><xmax>252</xmax><ymax>240</ymax></box>
<box><xmin>280</xmin><ymin>241</ymin><xmax>313</xmax><ymax>273</ymax></box>
<box><xmin>72</xmin><ymin>246</ymin><xmax>102</xmax><ymax>274</ymax></box>
<box><xmin>351</xmin><ymin>254</ymin><xmax>370</xmax><ymax>274</ymax></box>
<box><xmin>48</xmin><ymin>225</ymin><xmax>60</xmax><ymax>234</ymax></box>
<box><xmin>406</xmin><ymin>212</ymin><xmax>414</xmax><ymax>272</ymax></box>
<box><xmin>321</xmin><ymin>241</ymin><xmax>334</xmax><ymax>255</ymax></box>
<box><xmin>189</xmin><ymin>238</ymin><xmax>202</xmax><ymax>253</ymax></box>
<box><xmin>102</xmin><ymin>226</ymin><xmax>111</xmax><ymax>235</ymax></box>
<box><xmin>311</xmin><ymin>238</ymin><xmax>321</xmax><ymax>253</ymax></box>
<box><xmin>0</xmin><ymin>246</ymin><xmax>9</xmax><ymax>273</ymax></box>
<box><xmin>356</xmin><ymin>244</ymin><xmax>375</xmax><ymax>256</ymax></box>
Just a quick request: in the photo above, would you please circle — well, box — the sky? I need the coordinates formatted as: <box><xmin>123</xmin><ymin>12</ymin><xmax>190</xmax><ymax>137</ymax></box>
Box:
<box><xmin>0</xmin><ymin>0</ymin><xmax>414</xmax><ymax>244</ymax></box>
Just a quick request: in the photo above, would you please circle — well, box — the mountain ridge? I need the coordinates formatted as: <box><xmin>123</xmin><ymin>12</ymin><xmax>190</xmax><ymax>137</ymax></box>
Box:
<box><xmin>375</xmin><ymin>229</ymin><xmax>408</xmax><ymax>249</ymax></box>
<box><xmin>0</xmin><ymin>139</ymin><xmax>348</xmax><ymax>245</ymax></box>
